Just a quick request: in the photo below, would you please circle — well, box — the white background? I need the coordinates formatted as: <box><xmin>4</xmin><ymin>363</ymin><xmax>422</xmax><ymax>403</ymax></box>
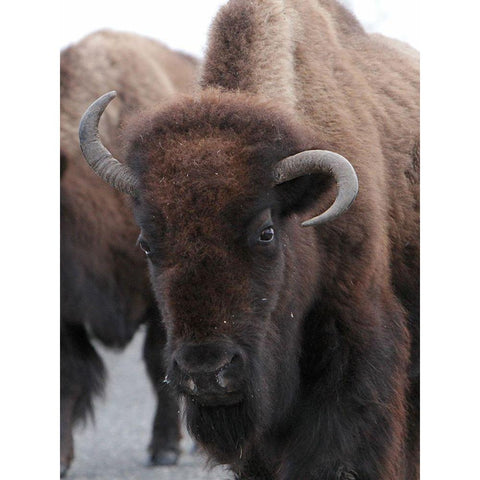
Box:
<box><xmin>1</xmin><ymin>1</ymin><xmax>479</xmax><ymax>479</ymax></box>
<box><xmin>59</xmin><ymin>0</ymin><xmax>419</xmax><ymax>55</ymax></box>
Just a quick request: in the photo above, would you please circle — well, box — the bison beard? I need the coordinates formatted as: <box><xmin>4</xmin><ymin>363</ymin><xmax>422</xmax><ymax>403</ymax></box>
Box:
<box><xmin>182</xmin><ymin>341</ymin><xmax>295</xmax><ymax>472</ymax></box>
<box><xmin>186</xmin><ymin>400</ymin><xmax>253</xmax><ymax>461</ymax></box>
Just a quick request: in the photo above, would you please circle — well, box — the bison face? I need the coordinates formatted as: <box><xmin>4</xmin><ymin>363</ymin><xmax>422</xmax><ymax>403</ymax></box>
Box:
<box><xmin>140</xmin><ymin>205</ymin><xmax>283</xmax><ymax>403</ymax></box>
<box><xmin>79</xmin><ymin>90</ymin><xmax>358</xmax><ymax>462</ymax></box>
<box><xmin>132</xmin><ymin>149</ymin><xmax>303</xmax><ymax>459</ymax></box>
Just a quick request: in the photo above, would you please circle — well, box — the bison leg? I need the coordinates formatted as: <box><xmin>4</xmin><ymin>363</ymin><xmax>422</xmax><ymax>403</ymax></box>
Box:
<box><xmin>60</xmin><ymin>322</ymin><xmax>105</xmax><ymax>477</ymax></box>
<box><xmin>143</xmin><ymin>315</ymin><xmax>181</xmax><ymax>466</ymax></box>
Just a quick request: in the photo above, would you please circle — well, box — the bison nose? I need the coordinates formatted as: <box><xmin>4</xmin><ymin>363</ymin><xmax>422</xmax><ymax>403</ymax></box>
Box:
<box><xmin>172</xmin><ymin>343</ymin><xmax>244</xmax><ymax>400</ymax></box>
<box><xmin>174</xmin><ymin>343</ymin><xmax>236</xmax><ymax>374</ymax></box>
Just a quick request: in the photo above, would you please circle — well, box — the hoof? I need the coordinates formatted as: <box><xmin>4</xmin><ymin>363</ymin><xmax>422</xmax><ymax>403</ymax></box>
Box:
<box><xmin>149</xmin><ymin>448</ymin><xmax>179</xmax><ymax>466</ymax></box>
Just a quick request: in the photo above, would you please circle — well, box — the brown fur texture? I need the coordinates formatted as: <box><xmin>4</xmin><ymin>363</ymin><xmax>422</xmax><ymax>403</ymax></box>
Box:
<box><xmin>83</xmin><ymin>1</ymin><xmax>419</xmax><ymax>479</ymax></box>
<box><xmin>60</xmin><ymin>30</ymin><xmax>198</xmax><ymax>476</ymax></box>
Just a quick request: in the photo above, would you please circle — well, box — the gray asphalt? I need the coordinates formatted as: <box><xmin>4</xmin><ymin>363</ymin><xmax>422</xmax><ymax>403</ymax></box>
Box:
<box><xmin>67</xmin><ymin>326</ymin><xmax>234</xmax><ymax>480</ymax></box>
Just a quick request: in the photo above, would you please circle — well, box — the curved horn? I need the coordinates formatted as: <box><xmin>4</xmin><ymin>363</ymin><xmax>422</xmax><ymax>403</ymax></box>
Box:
<box><xmin>273</xmin><ymin>150</ymin><xmax>359</xmax><ymax>227</ymax></box>
<box><xmin>79</xmin><ymin>91</ymin><xmax>139</xmax><ymax>196</ymax></box>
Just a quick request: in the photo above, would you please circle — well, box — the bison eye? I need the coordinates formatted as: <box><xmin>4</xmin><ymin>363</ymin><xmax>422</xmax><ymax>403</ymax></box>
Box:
<box><xmin>137</xmin><ymin>236</ymin><xmax>152</xmax><ymax>256</ymax></box>
<box><xmin>259</xmin><ymin>227</ymin><xmax>275</xmax><ymax>243</ymax></box>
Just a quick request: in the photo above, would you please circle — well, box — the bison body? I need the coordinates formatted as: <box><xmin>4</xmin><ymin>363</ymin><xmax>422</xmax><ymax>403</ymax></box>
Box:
<box><xmin>60</xmin><ymin>30</ymin><xmax>198</xmax><ymax>476</ymax></box>
<box><xmin>79</xmin><ymin>2</ymin><xmax>419</xmax><ymax>479</ymax></box>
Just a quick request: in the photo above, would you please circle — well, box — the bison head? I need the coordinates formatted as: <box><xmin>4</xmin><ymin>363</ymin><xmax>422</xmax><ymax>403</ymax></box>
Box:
<box><xmin>79</xmin><ymin>90</ymin><xmax>358</xmax><ymax>463</ymax></box>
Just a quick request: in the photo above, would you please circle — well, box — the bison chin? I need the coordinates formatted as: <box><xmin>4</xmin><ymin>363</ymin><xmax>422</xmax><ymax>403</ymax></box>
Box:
<box><xmin>184</xmin><ymin>396</ymin><xmax>257</xmax><ymax>463</ymax></box>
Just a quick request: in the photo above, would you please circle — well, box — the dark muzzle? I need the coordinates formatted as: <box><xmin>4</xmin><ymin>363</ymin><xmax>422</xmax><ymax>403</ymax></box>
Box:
<box><xmin>170</xmin><ymin>342</ymin><xmax>245</xmax><ymax>406</ymax></box>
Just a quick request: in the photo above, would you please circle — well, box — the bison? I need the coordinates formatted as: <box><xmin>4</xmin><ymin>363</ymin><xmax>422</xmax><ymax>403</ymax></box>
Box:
<box><xmin>78</xmin><ymin>1</ymin><xmax>419</xmax><ymax>479</ymax></box>
<box><xmin>60</xmin><ymin>30</ymin><xmax>198</xmax><ymax>476</ymax></box>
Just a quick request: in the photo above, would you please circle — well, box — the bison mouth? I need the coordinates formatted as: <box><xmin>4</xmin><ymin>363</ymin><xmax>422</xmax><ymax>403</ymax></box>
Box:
<box><xmin>185</xmin><ymin>390</ymin><xmax>244</xmax><ymax>407</ymax></box>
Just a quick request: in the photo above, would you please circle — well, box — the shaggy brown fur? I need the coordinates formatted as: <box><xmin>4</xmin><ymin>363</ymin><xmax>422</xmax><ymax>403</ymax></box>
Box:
<box><xmin>60</xmin><ymin>30</ymin><xmax>198</xmax><ymax>476</ymax></box>
<box><xmin>82</xmin><ymin>1</ymin><xmax>419</xmax><ymax>479</ymax></box>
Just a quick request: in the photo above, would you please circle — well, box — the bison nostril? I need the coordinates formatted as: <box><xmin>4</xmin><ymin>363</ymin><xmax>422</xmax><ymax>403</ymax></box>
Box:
<box><xmin>216</xmin><ymin>355</ymin><xmax>241</xmax><ymax>391</ymax></box>
<box><xmin>230</xmin><ymin>353</ymin><xmax>241</xmax><ymax>365</ymax></box>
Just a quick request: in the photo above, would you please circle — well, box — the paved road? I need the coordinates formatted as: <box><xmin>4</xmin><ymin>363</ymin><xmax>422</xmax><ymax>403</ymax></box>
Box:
<box><xmin>67</xmin><ymin>326</ymin><xmax>233</xmax><ymax>480</ymax></box>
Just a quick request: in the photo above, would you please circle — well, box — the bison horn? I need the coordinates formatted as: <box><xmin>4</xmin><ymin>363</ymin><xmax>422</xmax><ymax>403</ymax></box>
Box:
<box><xmin>273</xmin><ymin>150</ymin><xmax>359</xmax><ymax>227</ymax></box>
<box><xmin>79</xmin><ymin>91</ymin><xmax>139</xmax><ymax>197</ymax></box>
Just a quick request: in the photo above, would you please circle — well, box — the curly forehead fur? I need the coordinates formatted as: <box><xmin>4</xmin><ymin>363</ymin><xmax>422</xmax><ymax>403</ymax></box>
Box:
<box><xmin>124</xmin><ymin>89</ymin><xmax>323</xmax><ymax>229</ymax></box>
<box><xmin>126</xmin><ymin>89</ymin><xmax>317</xmax><ymax>174</ymax></box>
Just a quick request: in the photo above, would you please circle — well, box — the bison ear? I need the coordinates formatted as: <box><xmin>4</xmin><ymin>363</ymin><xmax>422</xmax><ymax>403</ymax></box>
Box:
<box><xmin>275</xmin><ymin>172</ymin><xmax>334</xmax><ymax>218</ymax></box>
<box><xmin>273</xmin><ymin>150</ymin><xmax>358</xmax><ymax>227</ymax></box>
